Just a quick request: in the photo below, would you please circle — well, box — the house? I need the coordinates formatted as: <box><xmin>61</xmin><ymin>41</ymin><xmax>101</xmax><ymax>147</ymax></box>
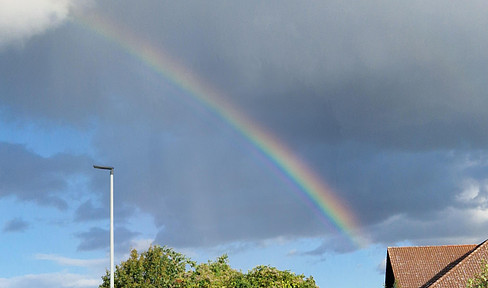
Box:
<box><xmin>385</xmin><ymin>239</ymin><xmax>488</xmax><ymax>288</ymax></box>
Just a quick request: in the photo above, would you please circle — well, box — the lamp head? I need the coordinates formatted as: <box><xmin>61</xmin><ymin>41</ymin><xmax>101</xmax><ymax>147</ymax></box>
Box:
<box><xmin>93</xmin><ymin>165</ymin><xmax>114</xmax><ymax>171</ymax></box>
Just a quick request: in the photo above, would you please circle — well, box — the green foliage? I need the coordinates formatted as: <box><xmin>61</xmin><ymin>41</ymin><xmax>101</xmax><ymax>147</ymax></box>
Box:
<box><xmin>185</xmin><ymin>254</ymin><xmax>244</xmax><ymax>288</ymax></box>
<box><xmin>99</xmin><ymin>246</ymin><xmax>318</xmax><ymax>288</ymax></box>
<box><xmin>99</xmin><ymin>245</ymin><xmax>194</xmax><ymax>288</ymax></box>
<box><xmin>246</xmin><ymin>265</ymin><xmax>318</xmax><ymax>288</ymax></box>
<box><xmin>467</xmin><ymin>261</ymin><xmax>488</xmax><ymax>288</ymax></box>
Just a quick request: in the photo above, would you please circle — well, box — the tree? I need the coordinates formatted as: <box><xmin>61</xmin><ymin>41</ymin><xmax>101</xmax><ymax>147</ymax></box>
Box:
<box><xmin>186</xmin><ymin>254</ymin><xmax>247</xmax><ymax>288</ymax></box>
<box><xmin>99</xmin><ymin>245</ymin><xmax>318</xmax><ymax>288</ymax></box>
<box><xmin>467</xmin><ymin>261</ymin><xmax>488</xmax><ymax>288</ymax></box>
<box><xmin>246</xmin><ymin>265</ymin><xmax>317</xmax><ymax>288</ymax></box>
<box><xmin>99</xmin><ymin>245</ymin><xmax>194</xmax><ymax>288</ymax></box>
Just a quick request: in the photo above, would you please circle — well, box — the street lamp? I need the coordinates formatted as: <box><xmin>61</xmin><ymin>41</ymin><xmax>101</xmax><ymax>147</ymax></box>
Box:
<box><xmin>93</xmin><ymin>165</ymin><xmax>114</xmax><ymax>288</ymax></box>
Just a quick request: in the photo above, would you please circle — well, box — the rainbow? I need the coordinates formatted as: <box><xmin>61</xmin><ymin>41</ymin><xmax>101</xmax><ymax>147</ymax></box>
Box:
<box><xmin>73</xmin><ymin>10</ymin><xmax>365</xmax><ymax>247</ymax></box>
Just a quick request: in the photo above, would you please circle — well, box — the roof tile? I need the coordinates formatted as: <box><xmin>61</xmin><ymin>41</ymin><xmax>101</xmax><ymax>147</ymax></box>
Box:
<box><xmin>387</xmin><ymin>244</ymin><xmax>477</xmax><ymax>288</ymax></box>
<box><xmin>430</xmin><ymin>240</ymin><xmax>488</xmax><ymax>288</ymax></box>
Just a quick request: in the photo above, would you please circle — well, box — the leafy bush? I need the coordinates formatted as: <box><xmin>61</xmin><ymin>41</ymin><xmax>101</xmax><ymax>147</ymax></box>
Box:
<box><xmin>246</xmin><ymin>265</ymin><xmax>317</xmax><ymax>288</ymax></box>
<box><xmin>467</xmin><ymin>261</ymin><xmax>488</xmax><ymax>288</ymax></box>
<box><xmin>99</xmin><ymin>245</ymin><xmax>318</xmax><ymax>288</ymax></box>
<box><xmin>100</xmin><ymin>246</ymin><xmax>193</xmax><ymax>288</ymax></box>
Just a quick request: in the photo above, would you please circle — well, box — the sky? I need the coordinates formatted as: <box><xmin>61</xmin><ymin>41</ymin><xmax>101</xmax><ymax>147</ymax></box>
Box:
<box><xmin>1</xmin><ymin>0</ymin><xmax>488</xmax><ymax>287</ymax></box>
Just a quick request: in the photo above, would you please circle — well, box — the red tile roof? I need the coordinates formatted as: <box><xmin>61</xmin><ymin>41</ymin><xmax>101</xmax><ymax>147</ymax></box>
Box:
<box><xmin>385</xmin><ymin>241</ymin><xmax>488</xmax><ymax>288</ymax></box>
<box><xmin>429</xmin><ymin>240</ymin><xmax>488</xmax><ymax>288</ymax></box>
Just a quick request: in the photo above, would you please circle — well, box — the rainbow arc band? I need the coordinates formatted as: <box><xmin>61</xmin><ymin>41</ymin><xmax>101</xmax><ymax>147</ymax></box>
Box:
<box><xmin>79</xmin><ymin>10</ymin><xmax>364</xmax><ymax>248</ymax></box>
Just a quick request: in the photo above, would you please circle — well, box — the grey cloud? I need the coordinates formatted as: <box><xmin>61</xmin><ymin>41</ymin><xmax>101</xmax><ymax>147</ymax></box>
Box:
<box><xmin>73</xmin><ymin>197</ymin><xmax>135</xmax><ymax>224</ymax></box>
<box><xmin>4</xmin><ymin>0</ymin><xmax>488</xmax><ymax>253</ymax></box>
<box><xmin>92</xmin><ymin>122</ymin><xmax>330</xmax><ymax>248</ymax></box>
<box><xmin>76</xmin><ymin>226</ymin><xmax>140</xmax><ymax>252</ymax></box>
<box><xmin>324</xmin><ymin>147</ymin><xmax>463</xmax><ymax>224</ymax></box>
<box><xmin>82</xmin><ymin>0</ymin><xmax>488</xmax><ymax>250</ymax></box>
<box><xmin>369</xmin><ymin>206</ymin><xmax>488</xmax><ymax>247</ymax></box>
<box><xmin>74</xmin><ymin>200</ymin><xmax>106</xmax><ymax>222</ymax></box>
<box><xmin>81</xmin><ymin>0</ymin><xmax>488</xmax><ymax>153</ymax></box>
<box><xmin>300</xmin><ymin>235</ymin><xmax>357</xmax><ymax>255</ymax></box>
<box><xmin>3</xmin><ymin>217</ymin><xmax>29</xmax><ymax>233</ymax></box>
<box><xmin>3</xmin><ymin>0</ymin><xmax>488</xmax><ymax>148</ymax></box>
<box><xmin>0</xmin><ymin>27</ymin><xmax>107</xmax><ymax>126</ymax></box>
<box><xmin>0</xmin><ymin>142</ymin><xmax>92</xmax><ymax>209</ymax></box>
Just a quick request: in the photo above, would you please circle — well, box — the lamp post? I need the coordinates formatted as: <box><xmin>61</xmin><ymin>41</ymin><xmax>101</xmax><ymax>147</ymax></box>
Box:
<box><xmin>93</xmin><ymin>165</ymin><xmax>114</xmax><ymax>288</ymax></box>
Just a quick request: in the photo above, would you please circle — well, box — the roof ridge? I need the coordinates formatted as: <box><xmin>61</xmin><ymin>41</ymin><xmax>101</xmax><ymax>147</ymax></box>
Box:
<box><xmin>388</xmin><ymin>244</ymin><xmax>477</xmax><ymax>249</ymax></box>
<box><xmin>427</xmin><ymin>239</ymin><xmax>488</xmax><ymax>287</ymax></box>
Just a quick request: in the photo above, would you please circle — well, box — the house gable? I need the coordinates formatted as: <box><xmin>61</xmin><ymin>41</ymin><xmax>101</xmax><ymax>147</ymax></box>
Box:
<box><xmin>429</xmin><ymin>240</ymin><xmax>488</xmax><ymax>288</ymax></box>
<box><xmin>385</xmin><ymin>244</ymin><xmax>477</xmax><ymax>288</ymax></box>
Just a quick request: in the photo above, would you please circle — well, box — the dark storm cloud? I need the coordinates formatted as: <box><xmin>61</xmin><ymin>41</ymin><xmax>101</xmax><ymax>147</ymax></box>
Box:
<box><xmin>87</xmin><ymin>0</ymin><xmax>488</xmax><ymax>150</ymax></box>
<box><xmin>320</xmin><ymin>146</ymin><xmax>463</xmax><ymax>223</ymax></box>
<box><xmin>304</xmin><ymin>235</ymin><xmax>357</xmax><ymax>255</ymax></box>
<box><xmin>76</xmin><ymin>226</ymin><xmax>139</xmax><ymax>252</ymax></box>
<box><xmin>0</xmin><ymin>23</ymin><xmax>114</xmax><ymax>126</ymax></box>
<box><xmin>3</xmin><ymin>0</ymin><xmax>488</xmax><ymax>252</ymax></box>
<box><xmin>92</xmin><ymin>121</ymin><xmax>328</xmax><ymax>248</ymax></box>
<box><xmin>74</xmin><ymin>200</ymin><xmax>106</xmax><ymax>222</ymax></box>
<box><xmin>0</xmin><ymin>142</ymin><xmax>92</xmax><ymax>209</ymax></box>
<box><xmin>73</xmin><ymin>197</ymin><xmax>136</xmax><ymax>224</ymax></box>
<box><xmin>4</xmin><ymin>0</ymin><xmax>488</xmax><ymax>145</ymax></box>
<box><xmin>94</xmin><ymin>0</ymin><xmax>488</xmax><ymax>249</ymax></box>
<box><xmin>3</xmin><ymin>217</ymin><xmax>29</xmax><ymax>233</ymax></box>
